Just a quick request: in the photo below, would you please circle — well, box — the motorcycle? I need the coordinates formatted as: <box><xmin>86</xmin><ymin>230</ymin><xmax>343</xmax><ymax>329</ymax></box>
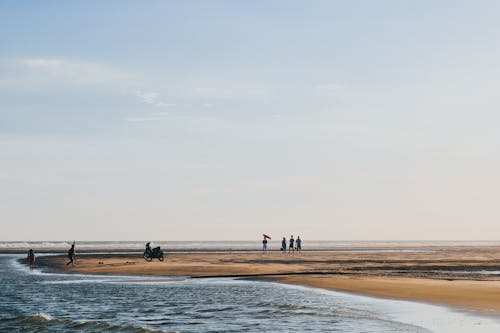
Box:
<box><xmin>143</xmin><ymin>245</ymin><xmax>165</xmax><ymax>261</ymax></box>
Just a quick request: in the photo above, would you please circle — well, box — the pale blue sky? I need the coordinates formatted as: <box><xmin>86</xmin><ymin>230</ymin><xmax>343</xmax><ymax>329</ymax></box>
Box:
<box><xmin>1</xmin><ymin>1</ymin><xmax>500</xmax><ymax>240</ymax></box>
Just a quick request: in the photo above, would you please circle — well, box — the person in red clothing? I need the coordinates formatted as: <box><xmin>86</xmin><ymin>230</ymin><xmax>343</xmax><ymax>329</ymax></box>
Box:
<box><xmin>27</xmin><ymin>249</ymin><xmax>35</xmax><ymax>267</ymax></box>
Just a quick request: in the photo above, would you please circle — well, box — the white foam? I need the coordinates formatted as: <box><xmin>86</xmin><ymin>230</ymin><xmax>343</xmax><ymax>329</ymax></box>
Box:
<box><xmin>36</xmin><ymin>312</ymin><xmax>53</xmax><ymax>321</ymax></box>
<box><xmin>2</xmin><ymin>240</ymin><xmax>499</xmax><ymax>252</ymax></box>
<box><xmin>273</xmin><ymin>282</ymin><xmax>500</xmax><ymax>333</ymax></box>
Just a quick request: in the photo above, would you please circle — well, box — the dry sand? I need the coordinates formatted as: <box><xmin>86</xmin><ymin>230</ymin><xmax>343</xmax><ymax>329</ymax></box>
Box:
<box><xmin>36</xmin><ymin>246</ymin><xmax>500</xmax><ymax>315</ymax></box>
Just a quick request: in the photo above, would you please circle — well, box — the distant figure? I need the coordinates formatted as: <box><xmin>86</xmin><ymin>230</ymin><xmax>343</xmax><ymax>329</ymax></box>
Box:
<box><xmin>27</xmin><ymin>249</ymin><xmax>35</xmax><ymax>267</ymax></box>
<box><xmin>281</xmin><ymin>237</ymin><xmax>287</xmax><ymax>253</ymax></box>
<box><xmin>143</xmin><ymin>242</ymin><xmax>165</xmax><ymax>261</ymax></box>
<box><xmin>289</xmin><ymin>235</ymin><xmax>295</xmax><ymax>254</ymax></box>
<box><xmin>66</xmin><ymin>242</ymin><xmax>76</xmax><ymax>266</ymax></box>
<box><xmin>296</xmin><ymin>236</ymin><xmax>302</xmax><ymax>253</ymax></box>
<box><xmin>262</xmin><ymin>236</ymin><xmax>268</xmax><ymax>253</ymax></box>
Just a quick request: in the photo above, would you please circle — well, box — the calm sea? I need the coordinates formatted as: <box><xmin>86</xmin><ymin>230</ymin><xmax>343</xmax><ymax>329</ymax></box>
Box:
<box><xmin>1</xmin><ymin>254</ymin><xmax>500</xmax><ymax>332</ymax></box>
<box><xmin>2</xmin><ymin>240</ymin><xmax>500</xmax><ymax>253</ymax></box>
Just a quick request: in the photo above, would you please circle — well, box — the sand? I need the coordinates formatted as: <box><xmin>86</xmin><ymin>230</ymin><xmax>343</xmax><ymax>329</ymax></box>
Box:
<box><xmin>261</xmin><ymin>275</ymin><xmax>500</xmax><ymax>315</ymax></box>
<box><xmin>35</xmin><ymin>246</ymin><xmax>500</xmax><ymax>315</ymax></box>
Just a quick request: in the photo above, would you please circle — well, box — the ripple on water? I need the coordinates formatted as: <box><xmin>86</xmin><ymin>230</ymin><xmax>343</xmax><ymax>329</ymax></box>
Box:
<box><xmin>2</xmin><ymin>256</ymin><xmax>500</xmax><ymax>333</ymax></box>
<box><xmin>2</xmin><ymin>314</ymin><xmax>179</xmax><ymax>333</ymax></box>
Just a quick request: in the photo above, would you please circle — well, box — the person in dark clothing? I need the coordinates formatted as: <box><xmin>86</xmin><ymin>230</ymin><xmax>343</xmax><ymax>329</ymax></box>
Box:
<box><xmin>66</xmin><ymin>242</ymin><xmax>76</xmax><ymax>266</ymax></box>
<box><xmin>27</xmin><ymin>249</ymin><xmax>35</xmax><ymax>267</ymax></box>
<box><xmin>262</xmin><ymin>236</ymin><xmax>268</xmax><ymax>253</ymax></box>
<box><xmin>296</xmin><ymin>236</ymin><xmax>302</xmax><ymax>253</ymax></box>
<box><xmin>289</xmin><ymin>235</ymin><xmax>295</xmax><ymax>254</ymax></box>
<box><xmin>281</xmin><ymin>237</ymin><xmax>287</xmax><ymax>253</ymax></box>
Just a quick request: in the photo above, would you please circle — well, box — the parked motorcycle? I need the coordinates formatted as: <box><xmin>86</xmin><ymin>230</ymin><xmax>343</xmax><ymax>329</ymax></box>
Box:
<box><xmin>143</xmin><ymin>243</ymin><xmax>165</xmax><ymax>261</ymax></box>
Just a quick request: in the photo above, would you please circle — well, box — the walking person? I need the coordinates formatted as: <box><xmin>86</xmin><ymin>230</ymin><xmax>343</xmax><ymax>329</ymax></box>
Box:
<box><xmin>281</xmin><ymin>237</ymin><xmax>287</xmax><ymax>254</ymax></box>
<box><xmin>66</xmin><ymin>242</ymin><xmax>76</xmax><ymax>266</ymax></box>
<box><xmin>289</xmin><ymin>235</ymin><xmax>295</xmax><ymax>254</ymax></box>
<box><xmin>296</xmin><ymin>236</ymin><xmax>302</xmax><ymax>254</ymax></box>
<box><xmin>27</xmin><ymin>249</ymin><xmax>35</xmax><ymax>268</ymax></box>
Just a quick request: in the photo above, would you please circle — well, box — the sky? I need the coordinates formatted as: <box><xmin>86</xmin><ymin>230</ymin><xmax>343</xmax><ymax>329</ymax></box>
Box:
<box><xmin>1</xmin><ymin>0</ymin><xmax>500</xmax><ymax>241</ymax></box>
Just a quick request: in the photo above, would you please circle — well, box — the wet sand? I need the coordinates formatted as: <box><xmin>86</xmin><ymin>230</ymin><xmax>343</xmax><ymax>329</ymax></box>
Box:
<box><xmin>35</xmin><ymin>246</ymin><xmax>500</xmax><ymax>315</ymax></box>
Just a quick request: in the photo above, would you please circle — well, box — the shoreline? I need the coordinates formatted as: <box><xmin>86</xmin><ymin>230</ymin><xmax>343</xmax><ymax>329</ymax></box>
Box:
<box><xmin>257</xmin><ymin>275</ymin><xmax>500</xmax><ymax>316</ymax></box>
<box><xmin>31</xmin><ymin>247</ymin><xmax>500</xmax><ymax>316</ymax></box>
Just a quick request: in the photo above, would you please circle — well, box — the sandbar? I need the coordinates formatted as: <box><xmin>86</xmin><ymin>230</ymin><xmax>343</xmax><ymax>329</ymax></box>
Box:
<box><xmin>34</xmin><ymin>246</ymin><xmax>500</xmax><ymax>315</ymax></box>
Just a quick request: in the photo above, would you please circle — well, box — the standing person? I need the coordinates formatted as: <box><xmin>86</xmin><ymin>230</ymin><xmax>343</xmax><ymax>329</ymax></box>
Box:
<box><xmin>281</xmin><ymin>237</ymin><xmax>287</xmax><ymax>254</ymax></box>
<box><xmin>296</xmin><ymin>236</ymin><xmax>302</xmax><ymax>253</ymax></box>
<box><xmin>66</xmin><ymin>242</ymin><xmax>76</xmax><ymax>266</ymax></box>
<box><xmin>289</xmin><ymin>235</ymin><xmax>295</xmax><ymax>254</ymax></box>
<box><xmin>27</xmin><ymin>249</ymin><xmax>35</xmax><ymax>267</ymax></box>
<box><xmin>262</xmin><ymin>236</ymin><xmax>268</xmax><ymax>253</ymax></box>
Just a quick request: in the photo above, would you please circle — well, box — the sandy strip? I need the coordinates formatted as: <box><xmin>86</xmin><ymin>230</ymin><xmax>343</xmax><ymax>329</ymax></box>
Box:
<box><xmin>260</xmin><ymin>275</ymin><xmax>500</xmax><ymax>315</ymax></box>
<box><xmin>34</xmin><ymin>247</ymin><xmax>500</xmax><ymax>315</ymax></box>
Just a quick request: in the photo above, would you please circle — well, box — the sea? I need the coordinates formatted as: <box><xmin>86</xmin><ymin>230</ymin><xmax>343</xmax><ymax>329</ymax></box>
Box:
<box><xmin>2</xmin><ymin>240</ymin><xmax>500</xmax><ymax>253</ymax></box>
<box><xmin>1</xmin><ymin>241</ymin><xmax>500</xmax><ymax>332</ymax></box>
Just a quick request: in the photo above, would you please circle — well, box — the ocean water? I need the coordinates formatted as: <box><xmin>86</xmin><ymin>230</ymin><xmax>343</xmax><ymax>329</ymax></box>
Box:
<box><xmin>2</xmin><ymin>240</ymin><xmax>499</xmax><ymax>253</ymax></box>
<box><xmin>1</xmin><ymin>255</ymin><xmax>500</xmax><ymax>333</ymax></box>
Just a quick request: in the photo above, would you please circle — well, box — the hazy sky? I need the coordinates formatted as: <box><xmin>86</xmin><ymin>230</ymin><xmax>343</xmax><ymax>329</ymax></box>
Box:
<box><xmin>1</xmin><ymin>1</ymin><xmax>500</xmax><ymax>241</ymax></box>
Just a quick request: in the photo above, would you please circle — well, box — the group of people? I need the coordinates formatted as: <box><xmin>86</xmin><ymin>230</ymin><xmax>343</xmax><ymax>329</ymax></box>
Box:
<box><xmin>262</xmin><ymin>235</ymin><xmax>302</xmax><ymax>253</ymax></box>
<box><xmin>25</xmin><ymin>242</ymin><xmax>76</xmax><ymax>268</ymax></box>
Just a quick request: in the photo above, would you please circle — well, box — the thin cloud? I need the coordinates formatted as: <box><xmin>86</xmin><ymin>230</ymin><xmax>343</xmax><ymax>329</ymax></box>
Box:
<box><xmin>156</xmin><ymin>101</ymin><xmax>176</xmax><ymax>107</ymax></box>
<box><xmin>8</xmin><ymin>57</ymin><xmax>210</xmax><ymax>124</ymax></box>
<box><xmin>136</xmin><ymin>91</ymin><xmax>161</xmax><ymax>104</ymax></box>
<box><xmin>21</xmin><ymin>58</ymin><xmax>66</xmax><ymax>69</ymax></box>
<box><xmin>136</xmin><ymin>90</ymin><xmax>176</xmax><ymax>107</ymax></box>
<box><xmin>19</xmin><ymin>57</ymin><xmax>136</xmax><ymax>87</ymax></box>
<box><xmin>316</xmin><ymin>83</ymin><xmax>345</xmax><ymax>92</ymax></box>
<box><xmin>125</xmin><ymin>116</ymin><xmax>167</xmax><ymax>123</ymax></box>
<box><xmin>151</xmin><ymin>111</ymin><xmax>170</xmax><ymax>116</ymax></box>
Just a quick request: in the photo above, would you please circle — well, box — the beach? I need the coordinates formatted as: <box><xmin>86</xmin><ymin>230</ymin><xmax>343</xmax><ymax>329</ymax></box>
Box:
<box><xmin>35</xmin><ymin>245</ymin><xmax>500</xmax><ymax>315</ymax></box>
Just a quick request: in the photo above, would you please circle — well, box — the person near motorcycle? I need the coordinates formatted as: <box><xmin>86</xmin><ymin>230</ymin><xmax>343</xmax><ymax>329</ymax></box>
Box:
<box><xmin>144</xmin><ymin>242</ymin><xmax>164</xmax><ymax>261</ymax></box>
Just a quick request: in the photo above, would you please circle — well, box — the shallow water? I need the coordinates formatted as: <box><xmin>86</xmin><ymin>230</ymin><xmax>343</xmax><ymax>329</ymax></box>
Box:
<box><xmin>1</xmin><ymin>255</ymin><xmax>500</xmax><ymax>333</ymax></box>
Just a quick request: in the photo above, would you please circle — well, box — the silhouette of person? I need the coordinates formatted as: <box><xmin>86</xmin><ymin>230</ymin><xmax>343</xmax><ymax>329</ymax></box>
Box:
<box><xmin>27</xmin><ymin>249</ymin><xmax>35</xmax><ymax>267</ymax></box>
<box><xmin>66</xmin><ymin>242</ymin><xmax>76</xmax><ymax>266</ymax></box>
<box><xmin>296</xmin><ymin>236</ymin><xmax>302</xmax><ymax>253</ymax></box>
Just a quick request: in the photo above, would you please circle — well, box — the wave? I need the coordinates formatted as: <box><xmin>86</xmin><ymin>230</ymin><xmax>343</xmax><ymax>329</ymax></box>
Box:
<box><xmin>0</xmin><ymin>313</ymin><xmax>58</xmax><ymax>325</ymax></box>
<box><xmin>2</xmin><ymin>240</ymin><xmax>500</xmax><ymax>253</ymax></box>
<box><xmin>22</xmin><ymin>312</ymin><xmax>55</xmax><ymax>323</ymax></box>
<box><xmin>1</xmin><ymin>313</ymin><xmax>178</xmax><ymax>333</ymax></box>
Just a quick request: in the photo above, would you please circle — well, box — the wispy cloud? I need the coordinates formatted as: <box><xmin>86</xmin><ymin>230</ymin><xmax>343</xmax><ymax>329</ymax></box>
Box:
<box><xmin>18</xmin><ymin>57</ymin><xmax>137</xmax><ymax>87</ymax></box>
<box><xmin>136</xmin><ymin>90</ymin><xmax>176</xmax><ymax>107</ymax></box>
<box><xmin>4</xmin><ymin>57</ymin><xmax>221</xmax><ymax>125</ymax></box>
<box><xmin>21</xmin><ymin>58</ymin><xmax>66</xmax><ymax>69</ymax></box>
<box><xmin>125</xmin><ymin>116</ymin><xmax>168</xmax><ymax>123</ymax></box>
<box><xmin>316</xmin><ymin>83</ymin><xmax>345</xmax><ymax>92</ymax></box>
<box><xmin>190</xmin><ymin>75</ymin><xmax>268</xmax><ymax>99</ymax></box>
<box><xmin>136</xmin><ymin>91</ymin><xmax>160</xmax><ymax>104</ymax></box>
<box><xmin>156</xmin><ymin>101</ymin><xmax>177</xmax><ymax>107</ymax></box>
<box><xmin>12</xmin><ymin>58</ymin><xmax>182</xmax><ymax>111</ymax></box>
<box><xmin>194</xmin><ymin>86</ymin><xmax>265</xmax><ymax>99</ymax></box>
